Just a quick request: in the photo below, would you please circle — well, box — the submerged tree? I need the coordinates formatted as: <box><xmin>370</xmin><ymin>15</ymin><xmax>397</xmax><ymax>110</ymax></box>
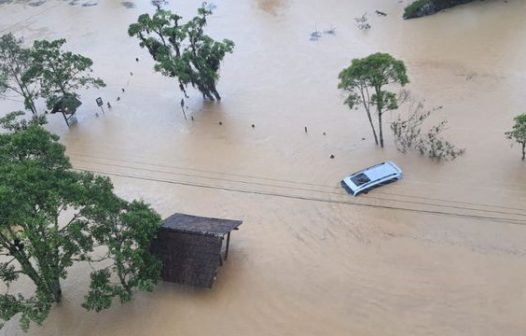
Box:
<box><xmin>26</xmin><ymin>39</ymin><xmax>105</xmax><ymax>116</ymax></box>
<box><xmin>391</xmin><ymin>102</ymin><xmax>464</xmax><ymax>160</ymax></box>
<box><xmin>338</xmin><ymin>53</ymin><xmax>409</xmax><ymax>147</ymax></box>
<box><xmin>128</xmin><ymin>3</ymin><xmax>234</xmax><ymax>101</ymax></box>
<box><xmin>505</xmin><ymin>114</ymin><xmax>526</xmax><ymax>161</ymax></box>
<box><xmin>0</xmin><ymin>34</ymin><xmax>39</xmax><ymax>115</ymax></box>
<box><xmin>0</xmin><ymin>112</ymin><xmax>161</xmax><ymax>331</ymax></box>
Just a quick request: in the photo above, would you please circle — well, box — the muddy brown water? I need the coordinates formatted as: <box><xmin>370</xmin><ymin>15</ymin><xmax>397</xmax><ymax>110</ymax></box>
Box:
<box><xmin>1</xmin><ymin>0</ymin><xmax>526</xmax><ymax>335</ymax></box>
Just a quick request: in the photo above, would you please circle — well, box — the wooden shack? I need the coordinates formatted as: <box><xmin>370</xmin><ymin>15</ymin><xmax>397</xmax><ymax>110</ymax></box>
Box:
<box><xmin>150</xmin><ymin>213</ymin><xmax>243</xmax><ymax>288</ymax></box>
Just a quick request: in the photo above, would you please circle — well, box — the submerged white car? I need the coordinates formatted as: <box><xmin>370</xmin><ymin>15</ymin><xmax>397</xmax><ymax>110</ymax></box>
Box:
<box><xmin>341</xmin><ymin>161</ymin><xmax>402</xmax><ymax>196</ymax></box>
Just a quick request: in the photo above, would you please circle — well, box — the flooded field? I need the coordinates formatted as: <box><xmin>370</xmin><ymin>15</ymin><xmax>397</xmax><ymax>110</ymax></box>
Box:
<box><xmin>1</xmin><ymin>0</ymin><xmax>526</xmax><ymax>335</ymax></box>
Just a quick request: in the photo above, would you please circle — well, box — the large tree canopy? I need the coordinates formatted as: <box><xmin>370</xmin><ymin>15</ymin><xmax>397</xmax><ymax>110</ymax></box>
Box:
<box><xmin>0</xmin><ymin>112</ymin><xmax>161</xmax><ymax>331</ymax></box>
<box><xmin>128</xmin><ymin>4</ymin><xmax>234</xmax><ymax>101</ymax></box>
<box><xmin>26</xmin><ymin>38</ymin><xmax>105</xmax><ymax>115</ymax></box>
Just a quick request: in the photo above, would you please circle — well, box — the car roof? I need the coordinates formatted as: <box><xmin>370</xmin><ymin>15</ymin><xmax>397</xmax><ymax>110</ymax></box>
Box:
<box><xmin>354</xmin><ymin>162</ymin><xmax>399</xmax><ymax>181</ymax></box>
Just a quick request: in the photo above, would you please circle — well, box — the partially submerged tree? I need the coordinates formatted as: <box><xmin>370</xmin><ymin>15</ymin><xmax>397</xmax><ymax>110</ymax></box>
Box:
<box><xmin>0</xmin><ymin>34</ymin><xmax>39</xmax><ymax>115</ymax></box>
<box><xmin>82</xmin><ymin>199</ymin><xmax>162</xmax><ymax>312</ymax></box>
<box><xmin>338</xmin><ymin>53</ymin><xmax>409</xmax><ymax>147</ymax></box>
<box><xmin>128</xmin><ymin>4</ymin><xmax>234</xmax><ymax>101</ymax></box>
<box><xmin>26</xmin><ymin>39</ymin><xmax>105</xmax><ymax>116</ymax></box>
<box><xmin>0</xmin><ymin>112</ymin><xmax>161</xmax><ymax>331</ymax></box>
<box><xmin>391</xmin><ymin>102</ymin><xmax>464</xmax><ymax>160</ymax></box>
<box><xmin>505</xmin><ymin>114</ymin><xmax>526</xmax><ymax>161</ymax></box>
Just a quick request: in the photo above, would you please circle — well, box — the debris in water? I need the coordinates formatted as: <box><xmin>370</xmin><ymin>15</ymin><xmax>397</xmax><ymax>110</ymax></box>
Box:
<box><xmin>375</xmin><ymin>10</ymin><xmax>387</xmax><ymax>16</ymax></box>
<box><xmin>355</xmin><ymin>13</ymin><xmax>371</xmax><ymax>31</ymax></box>
<box><xmin>309</xmin><ymin>28</ymin><xmax>322</xmax><ymax>41</ymax></box>
<box><xmin>323</xmin><ymin>27</ymin><xmax>336</xmax><ymax>35</ymax></box>
<box><xmin>219</xmin><ymin>121</ymin><xmax>222</xmax><ymax>125</ymax></box>
<box><xmin>330</xmin><ymin>154</ymin><xmax>335</xmax><ymax>159</ymax></box>
<box><xmin>304</xmin><ymin>126</ymin><xmax>308</xmax><ymax>133</ymax></box>
<box><xmin>251</xmin><ymin>124</ymin><xmax>255</xmax><ymax>128</ymax></box>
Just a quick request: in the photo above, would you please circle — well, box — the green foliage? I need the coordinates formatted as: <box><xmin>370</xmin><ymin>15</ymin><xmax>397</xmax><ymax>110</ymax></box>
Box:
<box><xmin>0</xmin><ymin>34</ymin><xmax>105</xmax><ymax>121</ymax></box>
<box><xmin>338</xmin><ymin>52</ymin><xmax>409</xmax><ymax>147</ymax></box>
<box><xmin>403</xmin><ymin>0</ymin><xmax>432</xmax><ymax>19</ymax></box>
<box><xmin>0</xmin><ymin>33</ymin><xmax>39</xmax><ymax>114</ymax></box>
<box><xmin>128</xmin><ymin>3</ymin><xmax>234</xmax><ymax>101</ymax></box>
<box><xmin>391</xmin><ymin>102</ymin><xmax>464</xmax><ymax>160</ymax></box>
<box><xmin>83</xmin><ymin>200</ymin><xmax>162</xmax><ymax>312</ymax></box>
<box><xmin>403</xmin><ymin>0</ymin><xmax>476</xmax><ymax>19</ymax></box>
<box><xmin>505</xmin><ymin>114</ymin><xmax>526</xmax><ymax>160</ymax></box>
<box><xmin>0</xmin><ymin>113</ymin><xmax>161</xmax><ymax>331</ymax></box>
<box><xmin>26</xmin><ymin>38</ymin><xmax>105</xmax><ymax>114</ymax></box>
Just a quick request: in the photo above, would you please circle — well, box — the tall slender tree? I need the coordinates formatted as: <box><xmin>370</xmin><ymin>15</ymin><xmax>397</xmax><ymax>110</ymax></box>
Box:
<box><xmin>338</xmin><ymin>53</ymin><xmax>409</xmax><ymax>147</ymax></box>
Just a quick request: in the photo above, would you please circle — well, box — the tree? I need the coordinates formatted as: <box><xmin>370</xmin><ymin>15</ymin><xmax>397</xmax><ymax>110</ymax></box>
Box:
<box><xmin>26</xmin><ymin>39</ymin><xmax>105</xmax><ymax>116</ymax></box>
<box><xmin>505</xmin><ymin>114</ymin><xmax>526</xmax><ymax>160</ymax></box>
<box><xmin>128</xmin><ymin>3</ymin><xmax>234</xmax><ymax>101</ymax></box>
<box><xmin>338</xmin><ymin>53</ymin><xmax>409</xmax><ymax>147</ymax></box>
<box><xmin>0</xmin><ymin>33</ymin><xmax>39</xmax><ymax>115</ymax></box>
<box><xmin>0</xmin><ymin>112</ymin><xmax>161</xmax><ymax>331</ymax></box>
<box><xmin>391</xmin><ymin>101</ymin><xmax>464</xmax><ymax>160</ymax></box>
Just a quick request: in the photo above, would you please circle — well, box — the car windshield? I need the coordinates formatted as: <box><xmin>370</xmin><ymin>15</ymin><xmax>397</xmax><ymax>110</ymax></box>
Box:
<box><xmin>350</xmin><ymin>173</ymin><xmax>370</xmax><ymax>186</ymax></box>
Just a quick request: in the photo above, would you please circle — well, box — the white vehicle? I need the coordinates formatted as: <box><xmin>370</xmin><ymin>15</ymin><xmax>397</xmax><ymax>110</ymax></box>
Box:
<box><xmin>341</xmin><ymin>161</ymin><xmax>402</xmax><ymax>196</ymax></box>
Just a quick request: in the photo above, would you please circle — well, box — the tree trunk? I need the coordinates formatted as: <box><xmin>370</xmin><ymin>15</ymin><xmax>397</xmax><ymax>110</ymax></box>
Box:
<box><xmin>365</xmin><ymin>110</ymin><xmax>379</xmax><ymax>145</ymax></box>
<box><xmin>522</xmin><ymin>142</ymin><xmax>525</xmax><ymax>161</ymax></box>
<box><xmin>378</xmin><ymin>112</ymin><xmax>384</xmax><ymax>148</ymax></box>
<box><xmin>210</xmin><ymin>85</ymin><xmax>221</xmax><ymax>101</ymax></box>
<box><xmin>359</xmin><ymin>88</ymin><xmax>378</xmax><ymax>145</ymax></box>
<box><xmin>50</xmin><ymin>279</ymin><xmax>62</xmax><ymax>303</ymax></box>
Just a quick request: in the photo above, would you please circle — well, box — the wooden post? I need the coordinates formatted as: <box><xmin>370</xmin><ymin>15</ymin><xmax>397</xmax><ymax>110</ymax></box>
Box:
<box><xmin>224</xmin><ymin>232</ymin><xmax>231</xmax><ymax>261</ymax></box>
<box><xmin>61</xmin><ymin>112</ymin><xmax>70</xmax><ymax>127</ymax></box>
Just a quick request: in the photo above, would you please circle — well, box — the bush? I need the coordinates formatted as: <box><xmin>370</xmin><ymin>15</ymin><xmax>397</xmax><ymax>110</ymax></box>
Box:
<box><xmin>403</xmin><ymin>0</ymin><xmax>432</xmax><ymax>19</ymax></box>
<box><xmin>391</xmin><ymin>102</ymin><xmax>465</xmax><ymax>161</ymax></box>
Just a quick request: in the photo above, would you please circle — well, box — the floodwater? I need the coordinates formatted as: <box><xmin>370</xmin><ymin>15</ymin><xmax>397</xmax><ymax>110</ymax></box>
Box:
<box><xmin>1</xmin><ymin>0</ymin><xmax>526</xmax><ymax>335</ymax></box>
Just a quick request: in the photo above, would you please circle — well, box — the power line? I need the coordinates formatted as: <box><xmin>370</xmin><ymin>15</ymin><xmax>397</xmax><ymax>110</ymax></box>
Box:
<box><xmin>73</xmin><ymin>165</ymin><xmax>526</xmax><ymax>227</ymax></box>
<box><xmin>69</xmin><ymin>153</ymin><xmax>526</xmax><ymax>218</ymax></box>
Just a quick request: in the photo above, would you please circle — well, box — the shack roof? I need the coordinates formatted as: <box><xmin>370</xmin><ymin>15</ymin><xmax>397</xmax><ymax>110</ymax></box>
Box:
<box><xmin>162</xmin><ymin>213</ymin><xmax>242</xmax><ymax>237</ymax></box>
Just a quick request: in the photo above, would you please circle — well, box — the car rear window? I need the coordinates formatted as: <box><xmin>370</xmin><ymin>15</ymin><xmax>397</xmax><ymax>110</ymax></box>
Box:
<box><xmin>351</xmin><ymin>173</ymin><xmax>370</xmax><ymax>186</ymax></box>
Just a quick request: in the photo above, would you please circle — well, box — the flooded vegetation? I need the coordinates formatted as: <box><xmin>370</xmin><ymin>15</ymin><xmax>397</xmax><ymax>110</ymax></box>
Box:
<box><xmin>1</xmin><ymin>0</ymin><xmax>526</xmax><ymax>335</ymax></box>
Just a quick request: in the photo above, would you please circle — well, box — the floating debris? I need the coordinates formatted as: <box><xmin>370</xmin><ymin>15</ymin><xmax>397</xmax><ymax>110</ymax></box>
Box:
<box><xmin>355</xmin><ymin>13</ymin><xmax>371</xmax><ymax>31</ymax></box>
<box><xmin>121</xmin><ymin>1</ymin><xmax>135</xmax><ymax>9</ymax></box>
<box><xmin>323</xmin><ymin>27</ymin><xmax>336</xmax><ymax>35</ymax></box>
